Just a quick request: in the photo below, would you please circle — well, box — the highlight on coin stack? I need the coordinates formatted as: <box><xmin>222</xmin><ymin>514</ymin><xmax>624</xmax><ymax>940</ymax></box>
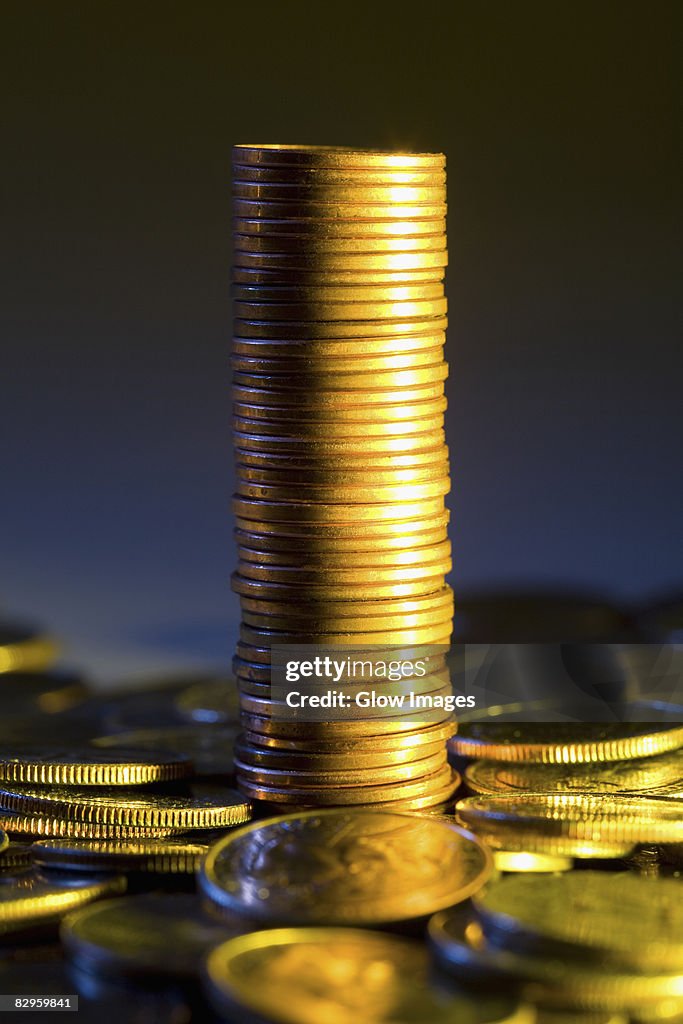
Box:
<box><xmin>230</xmin><ymin>144</ymin><xmax>456</xmax><ymax>810</ymax></box>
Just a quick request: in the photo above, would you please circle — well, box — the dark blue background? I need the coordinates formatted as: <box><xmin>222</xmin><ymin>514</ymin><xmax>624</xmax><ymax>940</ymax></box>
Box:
<box><xmin>2</xmin><ymin>2</ymin><xmax>681</xmax><ymax>681</ymax></box>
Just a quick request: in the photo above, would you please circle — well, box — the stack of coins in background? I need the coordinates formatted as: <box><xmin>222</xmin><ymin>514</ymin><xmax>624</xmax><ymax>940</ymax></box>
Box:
<box><xmin>230</xmin><ymin>145</ymin><xmax>457</xmax><ymax>809</ymax></box>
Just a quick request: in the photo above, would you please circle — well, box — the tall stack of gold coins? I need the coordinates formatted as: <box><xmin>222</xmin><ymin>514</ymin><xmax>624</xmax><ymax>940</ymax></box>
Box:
<box><xmin>230</xmin><ymin>145</ymin><xmax>456</xmax><ymax>809</ymax></box>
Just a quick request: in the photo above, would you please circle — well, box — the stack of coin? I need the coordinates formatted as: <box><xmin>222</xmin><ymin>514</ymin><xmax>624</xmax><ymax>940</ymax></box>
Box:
<box><xmin>230</xmin><ymin>144</ymin><xmax>456</xmax><ymax>808</ymax></box>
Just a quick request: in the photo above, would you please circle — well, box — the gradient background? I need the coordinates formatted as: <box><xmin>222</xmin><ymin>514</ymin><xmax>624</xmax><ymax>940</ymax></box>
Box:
<box><xmin>3</xmin><ymin>2</ymin><xmax>681</xmax><ymax>682</ymax></box>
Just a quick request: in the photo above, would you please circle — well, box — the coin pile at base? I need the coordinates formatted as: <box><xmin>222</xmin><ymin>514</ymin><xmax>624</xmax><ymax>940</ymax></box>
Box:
<box><xmin>230</xmin><ymin>144</ymin><xmax>456</xmax><ymax>809</ymax></box>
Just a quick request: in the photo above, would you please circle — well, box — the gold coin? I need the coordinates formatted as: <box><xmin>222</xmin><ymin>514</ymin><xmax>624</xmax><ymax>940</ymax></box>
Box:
<box><xmin>31</xmin><ymin>837</ymin><xmax>210</xmax><ymax>875</ymax></box>
<box><xmin>230</xmin><ymin>347</ymin><xmax>445</xmax><ymax>373</ymax></box>
<box><xmin>0</xmin><ymin>783</ymin><xmax>252</xmax><ymax>831</ymax></box>
<box><xmin>237</xmin><ymin>539</ymin><xmax>452</xmax><ymax>567</ymax></box>
<box><xmin>234</xmin><ymin>248</ymin><xmax>448</xmax><ymax>271</ymax></box>
<box><xmin>236</xmin><ymin>529</ymin><xmax>450</xmax><ymax>557</ymax></box>
<box><xmin>233</xmin><ymin>431</ymin><xmax>446</xmax><ymax>455</ymax></box>
<box><xmin>233</xmin><ymin>199</ymin><xmax>447</xmax><ymax>220</ymax></box>
<box><xmin>240</xmin><ymin>610</ymin><xmax>452</xmax><ymax>634</ymax></box>
<box><xmin>237</xmin><ymin>622</ymin><xmax>452</xmax><ymax>648</ymax></box>
<box><xmin>234</xmin><ymin>314</ymin><xmax>447</xmax><ymax>339</ymax></box>
<box><xmin>0</xmin><ymin>746</ymin><xmax>192</xmax><ymax>786</ymax></box>
<box><xmin>200</xmin><ymin>806</ymin><xmax>489</xmax><ymax>929</ymax></box>
<box><xmin>456</xmin><ymin>794</ymin><xmax>683</xmax><ymax>845</ymax></box>
<box><xmin>240</xmin><ymin>705</ymin><xmax>454</xmax><ymax>738</ymax></box>
<box><xmin>233</xmin><ymin>494</ymin><xmax>446</xmax><ymax>521</ymax></box>
<box><xmin>234</xmin><ymin>738</ymin><xmax>447</xmax><ymax>771</ymax></box>
<box><xmin>0</xmin><ymin>872</ymin><xmax>126</xmax><ymax>937</ymax></box>
<box><xmin>232</xmin><ymin>415</ymin><xmax>445</xmax><ymax>439</ymax></box>
<box><xmin>235</xmin><ymin>460</ymin><xmax>448</xmax><ymax>484</ymax></box>
<box><xmin>232</xmin><ymin>281</ymin><xmax>444</xmax><ymax>302</ymax></box>
<box><xmin>233</xmin><ymin>380</ymin><xmax>446</xmax><ymax>405</ymax></box>
<box><xmin>232</xmin><ymin>576</ymin><xmax>450</xmax><ymax>604</ymax></box>
<box><xmin>205</xmin><ymin>926</ymin><xmax>530</xmax><ymax>1024</ymax></box>
<box><xmin>0</xmin><ymin>809</ymin><xmax>179</xmax><ymax>839</ymax></box>
<box><xmin>241</xmin><ymin>718</ymin><xmax>455</xmax><ymax>752</ymax></box>
<box><xmin>233</xmin><ymin>510</ymin><xmax>449</xmax><ymax>537</ymax></box>
<box><xmin>234</xmin><ymin>232</ymin><xmax>447</xmax><ymax>255</ymax></box>
<box><xmin>233</xmin><ymin>266</ymin><xmax>445</xmax><ymax>286</ymax></box>
<box><xmin>232</xmin><ymin>297</ymin><xmax>448</xmax><ymax>321</ymax></box>
<box><xmin>237</xmin><ymin>667</ymin><xmax>451</xmax><ymax>699</ymax></box>
<box><xmin>232</xmin><ymin>145</ymin><xmax>445</xmax><ymax>169</ymax></box>
<box><xmin>473</xmin><ymin>872</ymin><xmax>683</xmax><ymax>974</ymax></box>
<box><xmin>237</xmin><ymin>763</ymin><xmax>456</xmax><ymax>805</ymax></box>
<box><xmin>236</xmin><ymin>477</ymin><xmax>449</xmax><ymax>501</ymax></box>
<box><xmin>234</xmin><ymin>748</ymin><xmax>446</xmax><ymax>788</ymax></box>
<box><xmin>233</xmin><ymin>164</ymin><xmax>446</xmax><ymax>185</ymax></box>
<box><xmin>233</xmin><ymin>651</ymin><xmax>449</xmax><ymax>683</ymax></box>
<box><xmin>232</xmin><ymin>182</ymin><xmax>446</xmax><ymax>202</ymax></box>
<box><xmin>231</xmin><ymin>331</ymin><xmax>446</xmax><ymax>356</ymax></box>
<box><xmin>0</xmin><ymin>624</ymin><xmax>60</xmax><ymax>673</ymax></box>
<box><xmin>465</xmin><ymin>750</ymin><xmax>683</xmax><ymax>798</ymax></box>
<box><xmin>491</xmin><ymin>850</ymin><xmax>574</xmax><ymax>873</ymax></box>
<box><xmin>236</xmin><ymin>559</ymin><xmax>451</xmax><ymax>585</ymax></box>
<box><xmin>233</xmin><ymin>362</ymin><xmax>447</xmax><ymax>387</ymax></box>
<box><xmin>233</xmin><ymin>218</ymin><xmax>446</xmax><ymax>239</ymax></box>
<box><xmin>92</xmin><ymin>724</ymin><xmax>240</xmax><ymax>777</ymax></box>
<box><xmin>234</xmin><ymin>445</ymin><xmax>449</xmax><ymax>469</ymax></box>
<box><xmin>237</xmin><ymin>587</ymin><xmax>453</xmax><ymax>615</ymax></box>
<box><xmin>449</xmin><ymin>718</ymin><xmax>683</xmax><ymax>763</ymax></box>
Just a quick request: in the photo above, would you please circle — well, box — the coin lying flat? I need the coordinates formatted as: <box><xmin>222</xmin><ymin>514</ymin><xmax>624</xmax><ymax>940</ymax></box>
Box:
<box><xmin>0</xmin><ymin>783</ymin><xmax>252</xmax><ymax>831</ymax></box>
<box><xmin>473</xmin><ymin>872</ymin><xmax>683</xmax><ymax>972</ymax></box>
<box><xmin>449</xmin><ymin>719</ymin><xmax>683</xmax><ymax>764</ymax></box>
<box><xmin>465</xmin><ymin>750</ymin><xmax>683</xmax><ymax>798</ymax></box>
<box><xmin>61</xmin><ymin>893</ymin><xmax>240</xmax><ymax>979</ymax></box>
<box><xmin>91</xmin><ymin>726</ymin><xmax>239</xmax><ymax>778</ymax></box>
<box><xmin>0</xmin><ymin>810</ymin><xmax>179</xmax><ymax>840</ymax></box>
<box><xmin>32</xmin><ymin>837</ymin><xmax>210</xmax><ymax>875</ymax></box>
<box><xmin>204</xmin><ymin>927</ymin><xmax>532</xmax><ymax>1024</ymax></box>
<box><xmin>0</xmin><ymin>746</ymin><xmax>192</xmax><ymax>786</ymax></box>
<box><xmin>199</xmin><ymin>809</ymin><xmax>491</xmax><ymax>927</ymax></box>
<box><xmin>0</xmin><ymin>870</ymin><xmax>126</xmax><ymax>937</ymax></box>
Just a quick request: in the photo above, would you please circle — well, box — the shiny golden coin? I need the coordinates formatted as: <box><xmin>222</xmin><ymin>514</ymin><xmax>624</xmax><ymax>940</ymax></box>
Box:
<box><xmin>233</xmin><ymin>494</ymin><xmax>446</xmax><ymax>521</ymax></box>
<box><xmin>449</xmin><ymin>718</ymin><xmax>683</xmax><ymax>763</ymax></box>
<box><xmin>237</xmin><ymin>624</ymin><xmax>452</xmax><ymax>651</ymax></box>
<box><xmin>230</xmin><ymin>347</ymin><xmax>445</xmax><ymax>373</ymax></box>
<box><xmin>233</xmin><ymin>362</ymin><xmax>447</xmax><ymax>387</ymax></box>
<box><xmin>473</xmin><ymin>871</ymin><xmax>683</xmax><ymax>973</ymax></box>
<box><xmin>0</xmin><ymin>783</ymin><xmax>252</xmax><ymax>831</ymax></box>
<box><xmin>237</xmin><ymin>539</ymin><xmax>452</xmax><ymax>567</ymax></box>
<box><xmin>234</xmin><ymin>248</ymin><xmax>448</xmax><ymax>272</ymax></box>
<box><xmin>233</xmin><ymin>145</ymin><xmax>445</xmax><ymax>169</ymax></box>
<box><xmin>0</xmin><ymin>809</ymin><xmax>178</xmax><ymax>839</ymax></box>
<box><xmin>233</xmin><ymin>218</ymin><xmax>447</xmax><ymax>240</ymax></box>
<box><xmin>205</xmin><ymin>926</ymin><xmax>530</xmax><ymax>1024</ymax></box>
<box><xmin>32</xmin><ymin>837</ymin><xmax>210</xmax><ymax>875</ymax></box>
<box><xmin>233</xmin><ymin>265</ymin><xmax>444</xmax><ymax>285</ymax></box>
<box><xmin>370</xmin><ymin>770</ymin><xmax>461</xmax><ymax>812</ymax></box>
<box><xmin>234</xmin><ymin>314</ymin><xmax>447</xmax><ymax>339</ymax></box>
<box><xmin>234</xmin><ymin>510</ymin><xmax>449</xmax><ymax>537</ymax></box>
<box><xmin>233</xmin><ymin>430</ymin><xmax>446</xmax><ymax>455</ymax></box>
<box><xmin>92</xmin><ymin>724</ymin><xmax>240</xmax><ymax>777</ymax></box>
<box><xmin>233</xmin><ymin>163</ymin><xmax>446</xmax><ymax>184</ymax></box>
<box><xmin>232</xmin><ymin>281</ymin><xmax>444</xmax><ymax>302</ymax></box>
<box><xmin>233</xmin><ymin>652</ymin><xmax>449</xmax><ymax>685</ymax></box>
<box><xmin>234</xmin><ymin>737</ymin><xmax>447</xmax><ymax>772</ymax></box>
<box><xmin>232</xmin><ymin>575</ymin><xmax>450</xmax><ymax>603</ymax></box>
<box><xmin>0</xmin><ymin>746</ymin><xmax>192</xmax><ymax>786</ymax></box>
<box><xmin>235</xmin><ymin>527</ymin><xmax>449</xmax><ymax>555</ymax></box>
<box><xmin>0</xmin><ymin>871</ymin><xmax>126</xmax><ymax>937</ymax></box>
<box><xmin>492</xmin><ymin>850</ymin><xmax>574</xmax><ymax>873</ymax></box>
<box><xmin>236</xmin><ymin>477</ymin><xmax>449</xmax><ymax>501</ymax></box>
<box><xmin>236</xmin><ymin>559</ymin><xmax>451</xmax><ymax>585</ymax></box>
<box><xmin>233</xmin><ymin>199</ymin><xmax>447</xmax><ymax>220</ymax></box>
<box><xmin>241</xmin><ymin>717</ymin><xmax>455</xmax><ymax>752</ymax></box>
<box><xmin>199</xmin><ymin>807</ymin><xmax>489</xmax><ymax>927</ymax></box>
<box><xmin>233</xmin><ymin>297</ymin><xmax>448</xmax><ymax>321</ymax></box>
<box><xmin>237</xmin><ymin>586</ymin><xmax>453</xmax><ymax>615</ymax></box>
<box><xmin>232</xmin><ymin>181</ymin><xmax>446</xmax><ymax>202</ymax></box>
<box><xmin>0</xmin><ymin>623</ymin><xmax>60</xmax><ymax>673</ymax></box>
<box><xmin>232</xmin><ymin>415</ymin><xmax>445</xmax><ymax>439</ymax></box>
<box><xmin>233</xmin><ymin>381</ymin><xmax>446</xmax><ymax>406</ymax></box>
<box><xmin>232</xmin><ymin>331</ymin><xmax>446</xmax><ymax>356</ymax></box>
<box><xmin>234</xmin><ymin>232</ymin><xmax>447</xmax><ymax>255</ymax></box>
<box><xmin>456</xmin><ymin>794</ymin><xmax>683</xmax><ymax>845</ymax></box>
<box><xmin>237</xmin><ymin>763</ymin><xmax>455</xmax><ymax>805</ymax></box>
<box><xmin>465</xmin><ymin>750</ymin><xmax>683</xmax><ymax>798</ymax></box>
<box><xmin>239</xmin><ymin>611</ymin><xmax>452</xmax><ymax>634</ymax></box>
<box><xmin>234</xmin><ymin>444</ymin><xmax>449</xmax><ymax>470</ymax></box>
<box><xmin>235</xmin><ymin>460</ymin><xmax>448</xmax><ymax>486</ymax></box>
<box><xmin>234</xmin><ymin>748</ymin><xmax>446</xmax><ymax>788</ymax></box>
<box><xmin>428</xmin><ymin>906</ymin><xmax>683</xmax><ymax>1013</ymax></box>
<box><xmin>240</xmin><ymin>706</ymin><xmax>454</xmax><ymax>738</ymax></box>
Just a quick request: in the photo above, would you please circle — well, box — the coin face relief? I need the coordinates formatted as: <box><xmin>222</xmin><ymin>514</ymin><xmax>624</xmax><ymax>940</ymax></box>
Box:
<box><xmin>199</xmin><ymin>809</ymin><xmax>491</xmax><ymax>926</ymax></box>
